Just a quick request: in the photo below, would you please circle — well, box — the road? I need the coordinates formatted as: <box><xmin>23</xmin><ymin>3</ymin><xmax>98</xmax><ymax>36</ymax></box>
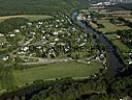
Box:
<box><xmin>19</xmin><ymin>57</ymin><xmax>73</xmax><ymax>65</ymax></box>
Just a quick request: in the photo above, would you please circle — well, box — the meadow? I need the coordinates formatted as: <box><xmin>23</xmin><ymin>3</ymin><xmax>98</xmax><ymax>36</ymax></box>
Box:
<box><xmin>0</xmin><ymin>61</ymin><xmax>102</xmax><ymax>93</ymax></box>
<box><xmin>98</xmin><ymin>19</ymin><xmax>130</xmax><ymax>33</ymax></box>
<box><xmin>14</xmin><ymin>61</ymin><xmax>102</xmax><ymax>86</ymax></box>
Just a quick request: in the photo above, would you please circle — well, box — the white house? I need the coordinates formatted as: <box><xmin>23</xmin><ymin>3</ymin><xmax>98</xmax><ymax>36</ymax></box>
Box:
<box><xmin>10</xmin><ymin>34</ymin><xmax>15</xmax><ymax>37</ymax></box>
<box><xmin>14</xmin><ymin>29</ymin><xmax>20</xmax><ymax>33</ymax></box>
<box><xmin>0</xmin><ymin>33</ymin><xmax>4</xmax><ymax>37</ymax></box>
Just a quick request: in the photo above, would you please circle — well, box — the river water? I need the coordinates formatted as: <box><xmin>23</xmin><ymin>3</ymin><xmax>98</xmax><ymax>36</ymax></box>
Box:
<box><xmin>72</xmin><ymin>11</ymin><xmax>124</xmax><ymax>76</ymax></box>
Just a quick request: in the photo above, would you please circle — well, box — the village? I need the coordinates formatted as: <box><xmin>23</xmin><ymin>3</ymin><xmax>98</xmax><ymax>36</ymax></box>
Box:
<box><xmin>78</xmin><ymin>3</ymin><xmax>132</xmax><ymax>66</ymax></box>
<box><xmin>0</xmin><ymin>0</ymin><xmax>132</xmax><ymax>100</ymax></box>
<box><xmin>0</xmin><ymin>14</ymin><xmax>106</xmax><ymax>66</ymax></box>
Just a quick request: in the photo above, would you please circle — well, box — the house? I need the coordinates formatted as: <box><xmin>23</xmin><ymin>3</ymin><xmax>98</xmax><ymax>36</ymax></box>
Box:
<box><xmin>49</xmin><ymin>42</ymin><xmax>56</xmax><ymax>46</ymax></box>
<box><xmin>129</xmin><ymin>60</ymin><xmax>132</xmax><ymax>65</ymax></box>
<box><xmin>20</xmin><ymin>25</ymin><xmax>26</xmax><ymax>29</ymax></box>
<box><xmin>56</xmin><ymin>19</ymin><xmax>60</xmax><ymax>22</ymax></box>
<box><xmin>42</xmin><ymin>36</ymin><xmax>46</xmax><ymax>40</ymax></box>
<box><xmin>48</xmin><ymin>48</ymin><xmax>56</xmax><ymax>58</ymax></box>
<box><xmin>36</xmin><ymin>46</ymin><xmax>42</xmax><ymax>49</ymax></box>
<box><xmin>27</xmin><ymin>22</ymin><xmax>32</xmax><ymax>26</ymax></box>
<box><xmin>30</xmin><ymin>32</ymin><xmax>36</xmax><ymax>35</ymax></box>
<box><xmin>42</xmin><ymin>30</ymin><xmax>46</xmax><ymax>34</ymax></box>
<box><xmin>54</xmin><ymin>38</ymin><xmax>59</xmax><ymax>42</ymax></box>
<box><xmin>10</xmin><ymin>34</ymin><xmax>15</xmax><ymax>37</ymax></box>
<box><xmin>79</xmin><ymin>43</ymin><xmax>86</xmax><ymax>47</ymax></box>
<box><xmin>0</xmin><ymin>33</ymin><xmax>4</xmax><ymax>37</ymax></box>
<box><xmin>2</xmin><ymin>56</ymin><xmax>9</xmax><ymax>61</ymax></box>
<box><xmin>14</xmin><ymin>29</ymin><xmax>20</xmax><ymax>33</ymax></box>
<box><xmin>38</xmin><ymin>22</ymin><xmax>43</xmax><ymax>25</ymax></box>
<box><xmin>53</xmin><ymin>32</ymin><xmax>59</xmax><ymax>35</ymax></box>
<box><xmin>21</xmin><ymin>46</ymin><xmax>29</xmax><ymax>52</ymax></box>
<box><xmin>17</xmin><ymin>51</ymin><xmax>26</xmax><ymax>55</ymax></box>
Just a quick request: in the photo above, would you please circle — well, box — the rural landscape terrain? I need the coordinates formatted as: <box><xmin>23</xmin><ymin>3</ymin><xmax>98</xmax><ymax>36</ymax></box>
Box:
<box><xmin>0</xmin><ymin>0</ymin><xmax>132</xmax><ymax>100</ymax></box>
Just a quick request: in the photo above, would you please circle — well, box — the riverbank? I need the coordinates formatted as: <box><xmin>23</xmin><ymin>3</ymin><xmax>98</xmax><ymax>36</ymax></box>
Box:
<box><xmin>72</xmin><ymin>11</ymin><xmax>124</xmax><ymax>76</ymax></box>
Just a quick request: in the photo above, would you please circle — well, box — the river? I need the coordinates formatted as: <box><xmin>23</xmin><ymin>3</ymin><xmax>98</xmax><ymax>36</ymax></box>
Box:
<box><xmin>72</xmin><ymin>11</ymin><xmax>124</xmax><ymax>76</ymax></box>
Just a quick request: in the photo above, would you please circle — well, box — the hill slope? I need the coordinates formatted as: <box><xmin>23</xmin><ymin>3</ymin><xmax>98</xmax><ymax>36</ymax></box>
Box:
<box><xmin>0</xmin><ymin>0</ymin><xmax>89</xmax><ymax>16</ymax></box>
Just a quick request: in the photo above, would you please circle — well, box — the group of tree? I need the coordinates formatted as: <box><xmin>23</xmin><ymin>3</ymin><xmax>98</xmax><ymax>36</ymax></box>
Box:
<box><xmin>117</xmin><ymin>29</ymin><xmax>132</xmax><ymax>48</ymax></box>
<box><xmin>0</xmin><ymin>68</ymin><xmax>132</xmax><ymax>100</ymax></box>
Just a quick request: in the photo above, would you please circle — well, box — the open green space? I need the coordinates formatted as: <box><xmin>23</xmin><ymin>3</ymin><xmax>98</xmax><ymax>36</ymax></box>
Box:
<box><xmin>13</xmin><ymin>61</ymin><xmax>102</xmax><ymax>87</ymax></box>
<box><xmin>105</xmin><ymin>34</ymin><xmax>130</xmax><ymax>64</ymax></box>
<box><xmin>106</xmin><ymin>34</ymin><xmax>130</xmax><ymax>53</ymax></box>
<box><xmin>98</xmin><ymin>19</ymin><xmax>130</xmax><ymax>33</ymax></box>
<box><xmin>90</xmin><ymin>17</ymin><xmax>131</xmax><ymax>65</ymax></box>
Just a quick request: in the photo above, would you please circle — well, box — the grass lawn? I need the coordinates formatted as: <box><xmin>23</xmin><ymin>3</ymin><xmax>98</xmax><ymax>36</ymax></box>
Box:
<box><xmin>98</xmin><ymin>19</ymin><xmax>130</xmax><ymax>33</ymax></box>
<box><xmin>0</xmin><ymin>15</ymin><xmax>52</xmax><ymax>23</ymax></box>
<box><xmin>106</xmin><ymin>34</ymin><xmax>130</xmax><ymax>53</ymax></box>
<box><xmin>13</xmin><ymin>61</ymin><xmax>102</xmax><ymax>87</ymax></box>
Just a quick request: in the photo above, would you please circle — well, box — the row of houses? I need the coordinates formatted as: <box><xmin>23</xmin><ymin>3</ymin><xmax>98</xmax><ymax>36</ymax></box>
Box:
<box><xmin>91</xmin><ymin>0</ymin><xmax>132</xmax><ymax>7</ymax></box>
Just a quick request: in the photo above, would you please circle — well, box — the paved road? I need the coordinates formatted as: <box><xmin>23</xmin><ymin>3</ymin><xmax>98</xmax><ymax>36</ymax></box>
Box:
<box><xmin>19</xmin><ymin>57</ymin><xmax>73</xmax><ymax>65</ymax></box>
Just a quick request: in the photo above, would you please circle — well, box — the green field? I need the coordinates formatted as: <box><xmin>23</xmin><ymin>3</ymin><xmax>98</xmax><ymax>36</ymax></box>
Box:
<box><xmin>97</xmin><ymin>19</ymin><xmax>130</xmax><ymax>53</ymax></box>
<box><xmin>93</xmin><ymin>19</ymin><xmax>130</xmax><ymax>52</ymax></box>
<box><xmin>13</xmin><ymin>61</ymin><xmax>102</xmax><ymax>87</ymax></box>
<box><xmin>92</xmin><ymin>18</ymin><xmax>131</xmax><ymax>65</ymax></box>
<box><xmin>105</xmin><ymin>34</ymin><xmax>130</xmax><ymax>63</ymax></box>
<box><xmin>98</xmin><ymin>19</ymin><xmax>130</xmax><ymax>33</ymax></box>
<box><xmin>106</xmin><ymin>34</ymin><xmax>130</xmax><ymax>53</ymax></box>
<box><xmin>100</xmin><ymin>24</ymin><xmax>131</xmax><ymax>64</ymax></box>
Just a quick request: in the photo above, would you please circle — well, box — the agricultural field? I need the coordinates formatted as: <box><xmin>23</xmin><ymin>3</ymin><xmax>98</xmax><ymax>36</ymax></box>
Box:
<box><xmin>98</xmin><ymin>20</ymin><xmax>131</xmax><ymax>65</ymax></box>
<box><xmin>0</xmin><ymin>61</ymin><xmax>102</xmax><ymax>94</ymax></box>
<box><xmin>14</xmin><ymin>61</ymin><xmax>102</xmax><ymax>87</ymax></box>
<box><xmin>98</xmin><ymin>19</ymin><xmax>130</xmax><ymax>33</ymax></box>
<box><xmin>89</xmin><ymin>9</ymin><xmax>132</xmax><ymax>65</ymax></box>
<box><xmin>0</xmin><ymin>0</ymin><xmax>90</xmax><ymax>16</ymax></box>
